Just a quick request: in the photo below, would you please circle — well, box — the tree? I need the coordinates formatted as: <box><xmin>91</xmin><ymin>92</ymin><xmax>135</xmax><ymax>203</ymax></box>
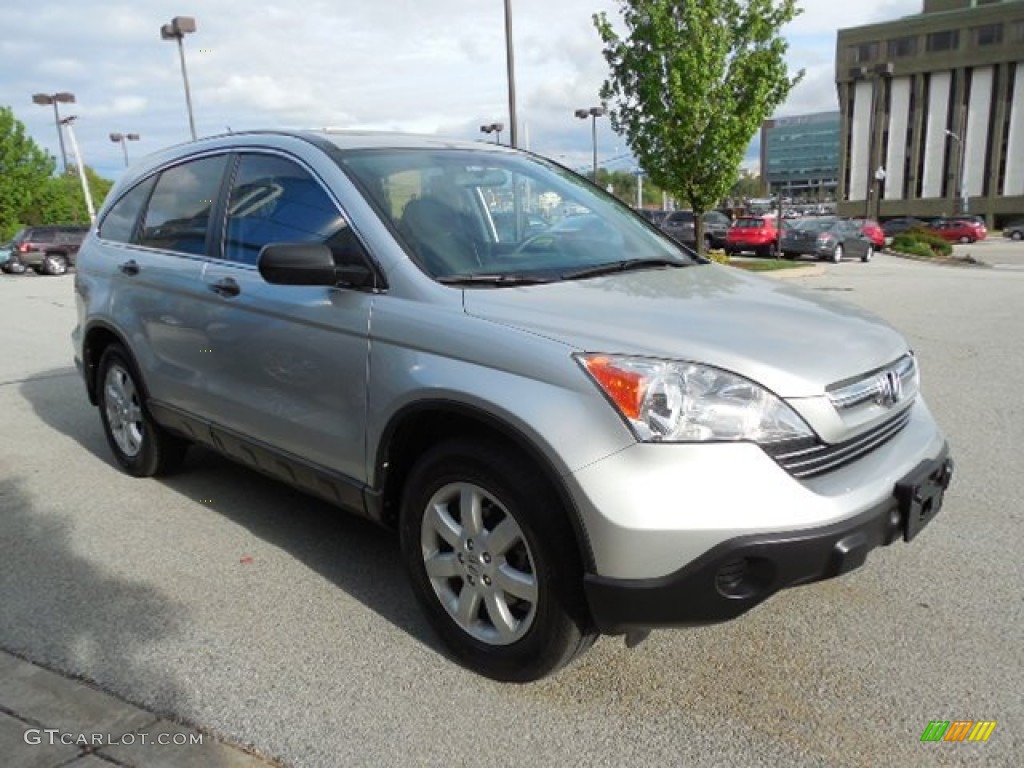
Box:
<box><xmin>594</xmin><ymin>0</ymin><xmax>802</xmax><ymax>253</ymax></box>
<box><xmin>24</xmin><ymin>167</ymin><xmax>113</xmax><ymax>226</ymax></box>
<box><xmin>0</xmin><ymin>106</ymin><xmax>56</xmax><ymax>239</ymax></box>
<box><xmin>730</xmin><ymin>169</ymin><xmax>764</xmax><ymax>202</ymax></box>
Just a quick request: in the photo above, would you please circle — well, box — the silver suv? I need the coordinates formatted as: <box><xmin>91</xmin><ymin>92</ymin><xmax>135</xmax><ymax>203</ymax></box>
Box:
<box><xmin>73</xmin><ymin>131</ymin><xmax>953</xmax><ymax>681</ymax></box>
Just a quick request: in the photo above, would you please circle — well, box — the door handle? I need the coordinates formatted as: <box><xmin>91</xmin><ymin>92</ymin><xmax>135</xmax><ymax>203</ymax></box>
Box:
<box><xmin>209</xmin><ymin>277</ymin><xmax>241</xmax><ymax>297</ymax></box>
<box><xmin>118</xmin><ymin>259</ymin><xmax>139</xmax><ymax>276</ymax></box>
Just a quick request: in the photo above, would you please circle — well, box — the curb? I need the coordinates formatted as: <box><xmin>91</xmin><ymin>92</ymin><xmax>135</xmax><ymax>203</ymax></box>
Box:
<box><xmin>884</xmin><ymin>249</ymin><xmax>990</xmax><ymax>268</ymax></box>
<box><xmin>0</xmin><ymin>648</ymin><xmax>285</xmax><ymax>768</ymax></box>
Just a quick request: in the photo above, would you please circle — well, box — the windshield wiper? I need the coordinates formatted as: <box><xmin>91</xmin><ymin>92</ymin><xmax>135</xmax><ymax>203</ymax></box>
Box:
<box><xmin>437</xmin><ymin>273</ymin><xmax>553</xmax><ymax>286</ymax></box>
<box><xmin>561</xmin><ymin>258</ymin><xmax>689</xmax><ymax>281</ymax></box>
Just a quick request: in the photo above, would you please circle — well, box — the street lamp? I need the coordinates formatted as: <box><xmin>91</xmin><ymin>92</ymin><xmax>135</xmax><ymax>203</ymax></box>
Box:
<box><xmin>59</xmin><ymin>116</ymin><xmax>96</xmax><ymax>224</ymax></box>
<box><xmin>503</xmin><ymin>0</ymin><xmax>518</xmax><ymax>147</ymax></box>
<box><xmin>109</xmin><ymin>132</ymin><xmax>141</xmax><ymax>166</ymax></box>
<box><xmin>32</xmin><ymin>92</ymin><xmax>75</xmax><ymax>173</ymax></box>
<box><xmin>160</xmin><ymin>16</ymin><xmax>198</xmax><ymax>140</ymax></box>
<box><xmin>480</xmin><ymin>122</ymin><xmax>504</xmax><ymax>145</ymax></box>
<box><xmin>574</xmin><ymin>106</ymin><xmax>606</xmax><ymax>182</ymax></box>
<box><xmin>945</xmin><ymin>123</ymin><xmax>968</xmax><ymax>214</ymax></box>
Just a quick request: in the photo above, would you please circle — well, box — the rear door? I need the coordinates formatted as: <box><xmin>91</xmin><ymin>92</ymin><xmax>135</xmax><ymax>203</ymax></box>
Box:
<box><xmin>95</xmin><ymin>154</ymin><xmax>230</xmax><ymax>412</ymax></box>
<box><xmin>191</xmin><ymin>151</ymin><xmax>375</xmax><ymax>482</ymax></box>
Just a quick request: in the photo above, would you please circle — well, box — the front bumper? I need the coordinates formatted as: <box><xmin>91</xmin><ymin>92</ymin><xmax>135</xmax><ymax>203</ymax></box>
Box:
<box><xmin>584</xmin><ymin>447</ymin><xmax>952</xmax><ymax>633</ymax></box>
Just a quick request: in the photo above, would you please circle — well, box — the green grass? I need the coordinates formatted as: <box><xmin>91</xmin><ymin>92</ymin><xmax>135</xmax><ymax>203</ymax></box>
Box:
<box><xmin>731</xmin><ymin>259</ymin><xmax>812</xmax><ymax>272</ymax></box>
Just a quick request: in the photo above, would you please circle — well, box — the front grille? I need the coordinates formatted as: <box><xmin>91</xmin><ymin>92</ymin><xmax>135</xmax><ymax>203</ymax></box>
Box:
<box><xmin>764</xmin><ymin>407</ymin><xmax>912</xmax><ymax>479</ymax></box>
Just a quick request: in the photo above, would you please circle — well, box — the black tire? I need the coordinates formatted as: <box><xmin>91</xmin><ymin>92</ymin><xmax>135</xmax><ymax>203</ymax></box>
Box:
<box><xmin>782</xmin><ymin>251</ymin><xmax>797</xmax><ymax>260</ymax></box>
<box><xmin>400</xmin><ymin>437</ymin><xmax>596</xmax><ymax>682</ymax></box>
<box><xmin>1011</xmin><ymin>231</ymin><xmax>1022</xmax><ymax>241</ymax></box>
<box><xmin>959</xmin><ymin>236</ymin><xmax>971</xmax><ymax>244</ymax></box>
<box><xmin>42</xmin><ymin>253</ymin><xmax>68</xmax><ymax>276</ymax></box>
<box><xmin>861</xmin><ymin>245</ymin><xmax>873</xmax><ymax>263</ymax></box>
<box><xmin>96</xmin><ymin>344</ymin><xmax>188</xmax><ymax>477</ymax></box>
<box><xmin>832</xmin><ymin>244</ymin><xmax>844</xmax><ymax>264</ymax></box>
<box><xmin>760</xmin><ymin>242</ymin><xmax>777</xmax><ymax>259</ymax></box>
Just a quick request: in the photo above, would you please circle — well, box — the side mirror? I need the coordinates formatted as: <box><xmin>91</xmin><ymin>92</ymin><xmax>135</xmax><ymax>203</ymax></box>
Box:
<box><xmin>258</xmin><ymin>243</ymin><xmax>374</xmax><ymax>288</ymax></box>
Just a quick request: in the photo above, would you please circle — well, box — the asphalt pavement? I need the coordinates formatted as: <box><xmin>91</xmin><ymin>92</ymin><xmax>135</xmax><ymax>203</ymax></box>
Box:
<box><xmin>1</xmin><ymin>255</ymin><xmax>1021</xmax><ymax>767</ymax></box>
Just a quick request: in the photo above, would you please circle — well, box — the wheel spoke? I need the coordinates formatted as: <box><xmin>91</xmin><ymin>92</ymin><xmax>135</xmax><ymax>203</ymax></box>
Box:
<box><xmin>460</xmin><ymin>486</ymin><xmax>483</xmax><ymax>536</ymax></box>
<box><xmin>455</xmin><ymin>584</ymin><xmax>482</xmax><ymax>625</ymax></box>
<box><xmin>424</xmin><ymin>552</ymin><xmax>460</xmax><ymax>580</ymax></box>
<box><xmin>483</xmin><ymin>593</ymin><xmax>518</xmax><ymax>642</ymax></box>
<box><xmin>485</xmin><ymin>517</ymin><xmax>520</xmax><ymax>557</ymax></box>
<box><xmin>494</xmin><ymin>564</ymin><xmax>537</xmax><ymax>603</ymax></box>
<box><xmin>425</xmin><ymin>502</ymin><xmax>462</xmax><ymax>548</ymax></box>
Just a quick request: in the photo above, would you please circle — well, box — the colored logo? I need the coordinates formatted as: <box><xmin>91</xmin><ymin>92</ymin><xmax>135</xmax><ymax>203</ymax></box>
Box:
<box><xmin>920</xmin><ymin>720</ymin><xmax>996</xmax><ymax>742</ymax></box>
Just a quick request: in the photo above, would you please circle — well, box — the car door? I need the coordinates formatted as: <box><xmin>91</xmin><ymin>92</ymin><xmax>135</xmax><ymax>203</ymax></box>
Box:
<box><xmin>191</xmin><ymin>151</ymin><xmax>375</xmax><ymax>483</ymax></box>
<box><xmin>96</xmin><ymin>154</ymin><xmax>230</xmax><ymax>412</ymax></box>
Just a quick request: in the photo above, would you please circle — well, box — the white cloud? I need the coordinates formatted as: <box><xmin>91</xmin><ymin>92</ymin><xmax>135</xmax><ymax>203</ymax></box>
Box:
<box><xmin>1</xmin><ymin>0</ymin><xmax>925</xmax><ymax>180</ymax></box>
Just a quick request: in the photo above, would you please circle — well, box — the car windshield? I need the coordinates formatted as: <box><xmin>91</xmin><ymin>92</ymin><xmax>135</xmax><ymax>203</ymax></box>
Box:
<box><xmin>733</xmin><ymin>218</ymin><xmax>766</xmax><ymax>228</ymax></box>
<box><xmin>337</xmin><ymin>148</ymin><xmax>697</xmax><ymax>282</ymax></box>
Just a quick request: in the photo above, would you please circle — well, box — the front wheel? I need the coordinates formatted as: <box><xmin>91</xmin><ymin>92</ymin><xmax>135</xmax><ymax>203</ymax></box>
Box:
<box><xmin>861</xmin><ymin>245</ymin><xmax>873</xmax><ymax>263</ymax></box>
<box><xmin>832</xmin><ymin>244</ymin><xmax>844</xmax><ymax>264</ymax></box>
<box><xmin>400</xmin><ymin>438</ymin><xmax>595</xmax><ymax>681</ymax></box>
<box><xmin>97</xmin><ymin>344</ymin><xmax>188</xmax><ymax>477</ymax></box>
<box><xmin>1011</xmin><ymin>231</ymin><xmax>1023</xmax><ymax>241</ymax></box>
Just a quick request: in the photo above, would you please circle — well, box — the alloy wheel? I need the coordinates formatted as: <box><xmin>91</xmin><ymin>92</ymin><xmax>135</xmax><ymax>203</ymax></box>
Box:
<box><xmin>420</xmin><ymin>482</ymin><xmax>538</xmax><ymax>645</ymax></box>
<box><xmin>103</xmin><ymin>364</ymin><xmax>144</xmax><ymax>457</ymax></box>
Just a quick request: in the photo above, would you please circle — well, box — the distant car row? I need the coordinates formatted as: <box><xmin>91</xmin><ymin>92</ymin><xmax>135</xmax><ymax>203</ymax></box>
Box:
<box><xmin>881</xmin><ymin>216</ymin><xmax>988</xmax><ymax>243</ymax></box>
<box><xmin>1</xmin><ymin>225</ymin><xmax>89</xmax><ymax>275</ymax></box>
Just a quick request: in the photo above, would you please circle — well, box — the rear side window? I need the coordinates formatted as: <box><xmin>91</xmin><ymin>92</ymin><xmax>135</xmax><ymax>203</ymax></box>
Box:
<box><xmin>31</xmin><ymin>229</ymin><xmax>57</xmax><ymax>243</ymax></box>
<box><xmin>100</xmin><ymin>178</ymin><xmax>157</xmax><ymax>244</ymax></box>
<box><xmin>139</xmin><ymin>155</ymin><xmax>228</xmax><ymax>255</ymax></box>
<box><xmin>223</xmin><ymin>153</ymin><xmax>365</xmax><ymax>267</ymax></box>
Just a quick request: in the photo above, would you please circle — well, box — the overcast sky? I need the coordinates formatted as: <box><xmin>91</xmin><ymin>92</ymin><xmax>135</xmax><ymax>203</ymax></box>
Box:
<box><xmin>1</xmin><ymin>0</ymin><xmax>921</xmax><ymax>181</ymax></box>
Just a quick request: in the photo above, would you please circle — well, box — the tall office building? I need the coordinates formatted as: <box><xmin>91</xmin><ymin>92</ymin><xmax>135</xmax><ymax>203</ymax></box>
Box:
<box><xmin>761</xmin><ymin>111</ymin><xmax>841</xmax><ymax>200</ymax></box>
<box><xmin>836</xmin><ymin>0</ymin><xmax>1024</xmax><ymax>224</ymax></box>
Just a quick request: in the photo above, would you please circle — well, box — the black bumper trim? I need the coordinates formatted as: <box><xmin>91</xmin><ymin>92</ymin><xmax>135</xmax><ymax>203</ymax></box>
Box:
<box><xmin>584</xmin><ymin>445</ymin><xmax>951</xmax><ymax>634</ymax></box>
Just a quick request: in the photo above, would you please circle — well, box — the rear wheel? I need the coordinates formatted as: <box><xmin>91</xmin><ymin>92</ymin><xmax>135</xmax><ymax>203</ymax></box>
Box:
<box><xmin>1011</xmin><ymin>231</ymin><xmax>1022</xmax><ymax>241</ymax></box>
<box><xmin>782</xmin><ymin>251</ymin><xmax>797</xmax><ymax>260</ymax></box>
<box><xmin>97</xmin><ymin>344</ymin><xmax>188</xmax><ymax>477</ymax></box>
<box><xmin>400</xmin><ymin>438</ymin><xmax>595</xmax><ymax>681</ymax></box>
<box><xmin>861</xmin><ymin>245</ymin><xmax>873</xmax><ymax>263</ymax></box>
<box><xmin>42</xmin><ymin>253</ymin><xmax>68</xmax><ymax>276</ymax></box>
<box><xmin>959</xmin><ymin>236</ymin><xmax>971</xmax><ymax>244</ymax></box>
<box><xmin>832</xmin><ymin>244</ymin><xmax>844</xmax><ymax>264</ymax></box>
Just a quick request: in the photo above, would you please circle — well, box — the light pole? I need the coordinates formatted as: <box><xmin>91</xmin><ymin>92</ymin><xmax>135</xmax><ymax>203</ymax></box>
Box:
<box><xmin>32</xmin><ymin>92</ymin><xmax>75</xmax><ymax>173</ymax></box>
<box><xmin>59</xmin><ymin>116</ymin><xmax>96</xmax><ymax>224</ymax></box>
<box><xmin>480</xmin><ymin>122</ymin><xmax>504</xmax><ymax>145</ymax></box>
<box><xmin>160</xmin><ymin>16</ymin><xmax>198</xmax><ymax>140</ymax></box>
<box><xmin>574</xmin><ymin>106</ymin><xmax>606</xmax><ymax>182</ymax></box>
<box><xmin>945</xmin><ymin>123</ymin><xmax>968</xmax><ymax>214</ymax></box>
<box><xmin>109</xmin><ymin>132</ymin><xmax>140</xmax><ymax>166</ymax></box>
<box><xmin>502</xmin><ymin>0</ymin><xmax>517</xmax><ymax>147</ymax></box>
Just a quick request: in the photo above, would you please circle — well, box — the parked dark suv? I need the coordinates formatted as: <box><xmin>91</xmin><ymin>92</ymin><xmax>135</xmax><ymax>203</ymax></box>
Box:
<box><xmin>2</xmin><ymin>225</ymin><xmax>89</xmax><ymax>275</ymax></box>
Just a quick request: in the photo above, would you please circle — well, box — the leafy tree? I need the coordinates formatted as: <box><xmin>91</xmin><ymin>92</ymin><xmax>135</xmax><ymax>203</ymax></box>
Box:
<box><xmin>24</xmin><ymin>167</ymin><xmax>113</xmax><ymax>226</ymax></box>
<box><xmin>730</xmin><ymin>170</ymin><xmax>764</xmax><ymax>202</ymax></box>
<box><xmin>594</xmin><ymin>168</ymin><xmax>666</xmax><ymax>208</ymax></box>
<box><xmin>594</xmin><ymin>0</ymin><xmax>803</xmax><ymax>253</ymax></box>
<box><xmin>0</xmin><ymin>106</ymin><xmax>55</xmax><ymax>240</ymax></box>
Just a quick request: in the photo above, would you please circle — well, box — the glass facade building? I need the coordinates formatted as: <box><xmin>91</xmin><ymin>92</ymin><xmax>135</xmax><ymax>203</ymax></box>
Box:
<box><xmin>761</xmin><ymin>112</ymin><xmax>841</xmax><ymax>199</ymax></box>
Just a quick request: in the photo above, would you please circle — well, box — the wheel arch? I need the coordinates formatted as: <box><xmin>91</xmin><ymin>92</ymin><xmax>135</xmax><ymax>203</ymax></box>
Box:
<box><xmin>374</xmin><ymin>400</ymin><xmax>597</xmax><ymax>572</ymax></box>
<box><xmin>81</xmin><ymin>322</ymin><xmax>138</xmax><ymax>405</ymax></box>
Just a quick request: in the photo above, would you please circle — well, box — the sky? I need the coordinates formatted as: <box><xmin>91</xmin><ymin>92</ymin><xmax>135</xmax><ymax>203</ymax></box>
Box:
<box><xmin>1</xmin><ymin>0</ymin><xmax>922</xmax><ymax>182</ymax></box>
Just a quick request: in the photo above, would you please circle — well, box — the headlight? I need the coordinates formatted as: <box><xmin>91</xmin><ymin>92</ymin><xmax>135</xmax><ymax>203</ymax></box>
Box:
<box><xmin>577</xmin><ymin>354</ymin><xmax>813</xmax><ymax>444</ymax></box>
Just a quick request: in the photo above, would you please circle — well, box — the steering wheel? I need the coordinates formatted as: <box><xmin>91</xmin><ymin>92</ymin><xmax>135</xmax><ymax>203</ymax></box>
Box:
<box><xmin>512</xmin><ymin>232</ymin><xmax>565</xmax><ymax>256</ymax></box>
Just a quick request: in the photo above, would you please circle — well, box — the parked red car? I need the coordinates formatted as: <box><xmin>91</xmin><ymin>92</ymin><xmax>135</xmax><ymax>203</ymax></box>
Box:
<box><xmin>847</xmin><ymin>217</ymin><xmax>885</xmax><ymax>248</ymax></box>
<box><xmin>927</xmin><ymin>217</ymin><xmax>988</xmax><ymax>243</ymax></box>
<box><xmin>725</xmin><ymin>215</ymin><xmax>779</xmax><ymax>257</ymax></box>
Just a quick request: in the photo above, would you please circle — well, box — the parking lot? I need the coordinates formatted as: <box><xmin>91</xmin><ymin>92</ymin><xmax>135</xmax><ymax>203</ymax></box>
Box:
<box><xmin>1</xmin><ymin>253</ymin><xmax>1021</xmax><ymax>766</ymax></box>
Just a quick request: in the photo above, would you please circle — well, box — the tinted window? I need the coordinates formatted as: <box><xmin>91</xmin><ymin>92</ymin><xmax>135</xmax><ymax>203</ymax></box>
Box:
<box><xmin>139</xmin><ymin>155</ymin><xmax>228</xmax><ymax>255</ymax></box>
<box><xmin>223</xmin><ymin>154</ymin><xmax>363</xmax><ymax>266</ymax></box>
<box><xmin>666</xmin><ymin>212</ymin><xmax>694</xmax><ymax>224</ymax></box>
<box><xmin>99</xmin><ymin>178</ymin><xmax>156</xmax><ymax>244</ymax></box>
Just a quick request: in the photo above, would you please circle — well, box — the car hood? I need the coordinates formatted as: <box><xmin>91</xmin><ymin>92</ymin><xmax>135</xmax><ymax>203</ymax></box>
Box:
<box><xmin>462</xmin><ymin>264</ymin><xmax>907</xmax><ymax>398</ymax></box>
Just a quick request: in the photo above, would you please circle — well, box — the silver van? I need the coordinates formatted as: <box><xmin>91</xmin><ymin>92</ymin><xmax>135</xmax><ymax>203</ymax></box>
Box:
<box><xmin>73</xmin><ymin>131</ymin><xmax>952</xmax><ymax>681</ymax></box>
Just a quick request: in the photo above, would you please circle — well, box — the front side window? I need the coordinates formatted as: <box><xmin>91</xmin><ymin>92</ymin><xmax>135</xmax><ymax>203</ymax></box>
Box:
<box><xmin>138</xmin><ymin>155</ymin><xmax>228</xmax><ymax>255</ymax></box>
<box><xmin>338</xmin><ymin>148</ymin><xmax>696</xmax><ymax>282</ymax></box>
<box><xmin>223</xmin><ymin>153</ymin><xmax>365</xmax><ymax>267</ymax></box>
<box><xmin>98</xmin><ymin>177</ymin><xmax>156</xmax><ymax>244</ymax></box>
